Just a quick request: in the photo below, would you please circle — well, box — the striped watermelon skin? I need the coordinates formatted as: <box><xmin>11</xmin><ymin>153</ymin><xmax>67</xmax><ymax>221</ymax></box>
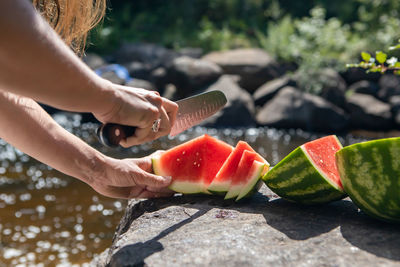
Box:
<box><xmin>263</xmin><ymin>138</ymin><xmax>346</xmax><ymax>204</ymax></box>
<box><xmin>336</xmin><ymin>138</ymin><xmax>400</xmax><ymax>223</ymax></box>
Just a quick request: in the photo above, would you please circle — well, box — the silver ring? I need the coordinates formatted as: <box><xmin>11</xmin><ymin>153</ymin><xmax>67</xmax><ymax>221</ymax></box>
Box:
<box><xmin>152</xmin><ymin>118</ymin><xmax>161</xmax><ymax>132</ymax></box>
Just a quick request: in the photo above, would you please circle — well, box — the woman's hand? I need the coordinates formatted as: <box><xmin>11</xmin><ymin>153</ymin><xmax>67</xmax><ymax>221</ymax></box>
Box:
<box><xmin>88</xmin><ymin>151</ymin><xmax>175</xmax><ymax>199</ymax></box>
<box><xmin>94</xmin><ymin>84</ymin><xmax>178</xmax><ymax>147</ymax></box>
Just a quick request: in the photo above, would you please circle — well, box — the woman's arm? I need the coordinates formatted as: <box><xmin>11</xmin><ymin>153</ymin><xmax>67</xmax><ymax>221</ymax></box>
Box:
<box><xmin>0</xmin><ymin>0</ymin><xmax>178</xmax><ymax>146</ymax></box>
<box><xmin>0</xmin><ymin>91</ymin><xmax>172</xmax><ymax>199</ymax></box>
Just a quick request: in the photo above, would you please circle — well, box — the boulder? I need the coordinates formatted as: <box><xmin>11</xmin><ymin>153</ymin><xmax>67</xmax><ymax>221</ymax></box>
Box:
<box><xmin>168</xmin><ymin>56</ymin><xmax>222</xmax><ymax>98</ymax></box>
<box><xmin>347</xmin><ymin>80</ymin><xmax>379</xmax><ymax>96</ymax></box>
<box><xmin>178</xmin><ymin>47</ymin><xmax>204</xmax><ymax>59</ymax></box>
<box><xmin>201</xmin><ymin>75</ymin><xmax>256</xmax><ymax>127</ymax></box>
<box><xmin>125</xmin><ymin>79</ymin><xmax>156</xmax><ymax>91</ymax></box>
<box><xmin>389</xmin><ymin>95</ymin><xmax>400</xmax><ymax>127</ymax></box>
<box><xmin>340</xmin><ymin>67</ymin><xmax>380</xmax><ymax>85</ymax></box>
<box><xmin>125</xmin><ymin>61</ymin><xmax>153</xmax><ymax>81</ymax></box>
<box><xmin>92</xmin><ymin>185</ymin><xmax>400</xmax><ymax>267</ymax></box>
<box><xmin>256</xmin><ymin>86</ymin><xmax>348</xmax><ymax>132</ymax></box>
<box><xmin>377</xmin><ymin>74</ymin><xmax>400</xmax><ymax>101</ymax></box>
<box><xmin>202</xmin><ymin>49</ymin><xmax>281</xmax><ymax>93</ymax></box>
<box><xmin>150</xmin><ymin>67</ymin><xmax>169</xmax><ymax>92</ymax></box>
<box><xmin>113</xmin><ymin>42</ymin><xmax>178</xmax><ymax>68</ymax></box>
<box><xmin>253</xmin><ymin>76</ymin><xmax>296</xmax><ymax>107</ymax></box>
<box><xmin>82</xmin><ymin>53</ymin><xmax>106</xmax><ymax>70</ymax></box>
<box><xmin>347</xmin><ymin>93</ymin><xmax>393</xmax><ymax>130</ymax></box>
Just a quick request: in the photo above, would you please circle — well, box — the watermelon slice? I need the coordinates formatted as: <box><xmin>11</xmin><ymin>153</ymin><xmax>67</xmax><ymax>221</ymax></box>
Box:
<box><xmin>336</xmin><ymin>138</ymin><xmax>400</xmax><ymax>223</ymax></box>
<box><xmin>224</xmin><ymin>150</ymin><xmax>268</xmax><ymax>200</ymax></box>
<box><xmin>208</xmin><ymin>141</ymin><xmax>269</xmax><ymax>195</ymax></box>
<box><xmin>152</xmin><ymin>135</ymin><xmax>233</xmax><ymax>194</ymax></box>
<box><xmin>263</xmin><ymin>135</ymin><xmax>346</xmax><ymax>204</ymax></box>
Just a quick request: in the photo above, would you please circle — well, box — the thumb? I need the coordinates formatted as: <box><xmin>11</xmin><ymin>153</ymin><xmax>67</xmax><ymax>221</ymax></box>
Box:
<box><xmin>134</xmin><ymin>169</ymin><xmax>172</xmax><ymax>188</ymax></box>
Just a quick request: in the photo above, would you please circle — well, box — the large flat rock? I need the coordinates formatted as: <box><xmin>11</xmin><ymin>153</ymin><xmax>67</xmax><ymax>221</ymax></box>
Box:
<box><xmin>93</xmin><ymin>185</ymin><xmax>400</xmax><ymax>267</ymax></box>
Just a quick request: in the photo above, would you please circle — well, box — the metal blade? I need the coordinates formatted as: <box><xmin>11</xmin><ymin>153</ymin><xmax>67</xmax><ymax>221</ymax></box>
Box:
<box><xmin>169</xmin><ymin>90</ymin><xmax>227</xmax><ymax>136</ymax></box>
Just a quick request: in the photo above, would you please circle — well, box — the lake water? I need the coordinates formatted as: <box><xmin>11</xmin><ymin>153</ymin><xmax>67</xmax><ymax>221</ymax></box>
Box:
<box><xmin>0</xmin><ymin>113</ymin><xmax>375</xmax><ymax>266</ymax></box>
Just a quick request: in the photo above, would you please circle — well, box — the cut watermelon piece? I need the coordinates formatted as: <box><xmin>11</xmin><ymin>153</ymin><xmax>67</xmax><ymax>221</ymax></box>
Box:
<box><xmin>152</xmin><ymin>135</ymin><xmax>233</xmax><ymax>194</ymax></box>
<box><xmin>236</xmin><ymin>161</ymin><xmax>267</xmax><ymax>201</ymax></box>
<box><xmin>208</xmin><ymin>141</ymin><xmax>268</xmax><ymax>194</ymax></box>
<box><xmin>263</xmin><ymin>135</ymin><xmax>346</xmax><ymax>204</ymax></box>
<box><xmin>225</xmin><ymin>150</ymin><xmax>261</xmax><ymax>199</ymax></box>
<box><xmin>336</xmin><ymin>138</ymin><xmax>400</xmax><ymax>223</ymax></box>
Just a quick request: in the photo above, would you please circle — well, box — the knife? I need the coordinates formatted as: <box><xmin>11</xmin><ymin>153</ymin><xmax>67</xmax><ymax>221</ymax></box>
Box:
<box><xmin>97</xmin><ymin>90</ymin><xmax>227</xmax><ymax>147</ymax></box>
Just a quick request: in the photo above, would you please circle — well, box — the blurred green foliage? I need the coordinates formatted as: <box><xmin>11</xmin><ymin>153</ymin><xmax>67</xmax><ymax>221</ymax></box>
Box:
<box><xmin>87</xmin><ymin>0</ymin><xmax>400</xmax><ymax>91</ymax></box>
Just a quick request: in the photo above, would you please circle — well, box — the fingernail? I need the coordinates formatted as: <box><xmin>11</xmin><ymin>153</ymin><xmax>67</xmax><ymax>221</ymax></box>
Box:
<box><xmin>162</xmin><ymin>176</ymin><xmax>172</xmax><ymax>183</ymax></box>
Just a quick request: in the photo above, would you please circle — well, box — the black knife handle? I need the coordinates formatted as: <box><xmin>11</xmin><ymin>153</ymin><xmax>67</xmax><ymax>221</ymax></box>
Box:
<box><xmin>96</xmin><ymin>123</ymin><xmax>136</xmax><ymax>147</ymax></box>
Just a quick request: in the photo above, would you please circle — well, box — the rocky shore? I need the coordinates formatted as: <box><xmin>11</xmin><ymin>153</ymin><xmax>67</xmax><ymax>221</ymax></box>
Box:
<box><xmin>84</xmin><ymin>42</ymin><xmax>400</xmax><ymax>133</ymax></box>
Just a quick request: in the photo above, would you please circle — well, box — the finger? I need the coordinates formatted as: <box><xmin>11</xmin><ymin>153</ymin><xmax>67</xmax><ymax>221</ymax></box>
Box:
<box><xmin>155</xmin><ymin>107</ymin><xmax>170</xmax><ymax>138</ymax></box>
<box><xmin>133</xmin><ymin>169</ymin><xmax>172</xmax><ymax>188</ymax></box>
<box><xmin>146</xmin><ymin>185</ymin><xmax>174</xmax><ymax>194</ymax></box>
<box><xmin>120</xmin><ymin>125</ymin><xmax>156</xmax><ymax>147</ymax></box>
<box><xmin>162</xmin><ymin>98</ymin><xmax>178</xmax><ymax>128</ymax></box>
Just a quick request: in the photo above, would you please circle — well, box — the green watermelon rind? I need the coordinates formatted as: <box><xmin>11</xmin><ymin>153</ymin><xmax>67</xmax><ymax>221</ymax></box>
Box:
<box><xmin>152</xmin><ymin>156</ymin><xmax>208</xmax><ymax>194</ymax></box>
<box><xmin>236</xmin><ymin>161</ymin><xmax>267</xmax><ymax>201</ymax></box>
<box><xmin>336</xmin><ymin>138</ymin><xmax>400</xmax><ymax>223</ymax></box>
<box><xmin>207</xmin><ymin>180</ymin><xmax>232</xmax><ymax>195</ymax></box>
<box><xmin>262</xmin><ymin>144</ymin><xmax>346</xmax><ymax>205</ymax></box>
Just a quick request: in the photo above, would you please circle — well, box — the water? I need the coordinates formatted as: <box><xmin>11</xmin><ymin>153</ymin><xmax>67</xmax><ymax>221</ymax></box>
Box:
<box><xmin>0</xmin><ymin>113</ymin><xmax>375</xmax><ymax>265</ymax></box>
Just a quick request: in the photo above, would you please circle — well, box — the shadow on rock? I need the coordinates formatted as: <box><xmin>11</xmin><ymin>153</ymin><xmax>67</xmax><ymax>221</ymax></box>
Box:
<box><xmin>260</xmin><ymin>198</ymin><xmax>358</xmax><ymax>240</ymax></box>
<box><xmin>340</xmin><ymin>214</ymin><xmax>400</xmax><ymax>261</ymax></box>
<box><xmin>108</xmin><ymin>202</ymin><xmax>208</xmax><ymax>267</ymax></box>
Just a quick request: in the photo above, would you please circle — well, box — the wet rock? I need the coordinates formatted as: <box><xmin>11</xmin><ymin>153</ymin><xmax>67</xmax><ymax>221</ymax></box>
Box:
<box><xmin>113</xmin><ymin>42</ymin><xmax>178</xmax><ymax>68</ymax></box>
<box><xmin>347</xmin><ymin>92</ymin><xmax>393</xmax><ymax>130</ymax></box>
<box><xmin>253</xmin><ymin>76</ymin><xmax>297</xmax><ymax>107</ymax></box>
<box><xmin>82</xmin><ymin>53</ymin><xmax>106</xmax><ymax>70</ymax></box>
<box><xmin>125</xmin><ymin>79</ymin><xmax>156</xmax><ymax>91</ymax></box>
<box><xmin>256</xmin><ymin>86</ymin><xmax>348</xmax><ymax>132</ymax></box>
<box><xmin>201</xmin><ymin>75</ymin><xmax>256</xmax><ymax>127</ymax></box>
<box><xmin>347</xmin><ymin>80</ymin><xmax>379</xmax><ymax>96</ymax></box>
<box><xmin>377</xmin><ymin>74</ymin><xmax>400</xmax><ymax>101</ymax></box>
<box><xmin>92</xmin><ymin>185</ymin><xmax>400</xmax><ymax>267</ymax></box>
<box><xmin>168</xmin><ymin>56</ymin><xmax>222</xmax><ymax>98</ymax></box>
<box><xmin>202</xmin><ymin>48</ymin><xmax>281</xmax><ymax>93</ymax></box>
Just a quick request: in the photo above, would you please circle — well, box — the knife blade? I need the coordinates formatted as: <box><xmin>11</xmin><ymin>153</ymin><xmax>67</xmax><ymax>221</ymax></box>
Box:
<box><xmin>97</xmin><ymin>90</ymin><xmax>227</xmax><ymax>147</ymax></box>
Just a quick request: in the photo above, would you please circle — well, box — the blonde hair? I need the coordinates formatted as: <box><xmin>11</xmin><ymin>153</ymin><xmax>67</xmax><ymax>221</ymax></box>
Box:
<box><xmin>32</xmin><ymin>0</ymin><xmax>106</xmax><ymax>54</ymax></box>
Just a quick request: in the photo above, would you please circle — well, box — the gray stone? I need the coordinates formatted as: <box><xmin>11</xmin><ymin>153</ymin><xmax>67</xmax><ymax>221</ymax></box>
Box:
<box><xmin>256</xmin><ymin>86</ymin><xmax>348</xmax><ymax>132</ymax></box>
<box><xmin>389</xmin><ymin>95</ymin><xmax>400</xmax><ymax>126</ymax></box>
<box><xmin>92</xmin><ymin>185</ymin><xmax>400</xmax><ymax>267</ymax></box>
<box><xmin>99</xmin><ymin>71</ymin><xmax>126</xmax><ymax>85</ymax></box>
<box><xmin>82</xmin><ymin>53</ymin><xmax>106</xmax><ymax>70</ymax></box>
<box><xmin>347</xmin><ymin>92</ymin><xmax>393</xmax><ymax>130</ymax></box>
<box><xmin>201</xmin><ymin>75</ymin><xmax>256</xmax><ymax>127</ymax></box>
<box><xmin>168</xmin><ymin>56</ymin><xmax>222</xmax><ymax>98</ymax></box>
<box><xmin>125</xmin><ymin>61</ymin><xmax>153</xmax><ymax>81</ymax></box>
<box><xmin>253</xmin><ymin>76</ymin><xmax>296</xmax><ymax>107</ymax></box>
<box><xmin>202</xmin><ymin>49</ymin><xmax>281</xmax><ymax>93</ymax></box>
<box><xmin>178</xmin><ymin>47</ymin><xmax>204</xmax><ymax>59</ymax></box>
<box><xmin>347</xmin><ymin>80</ymin><xmax>379</xmax><ymax>96</ymax></box>
<box><xmin>125</xmin><ymin>79</ymin><xmax>156</xmax><ymax>91</ymax></box>
<box><xmin>378</xmin><ymin>74</ymin><xmax>400</xmax><ymax>101</ymax></box>
<box><xmin>340</xmin><ymin>67</ymin><xmax>380</xmax><ymax>85</ymax></box>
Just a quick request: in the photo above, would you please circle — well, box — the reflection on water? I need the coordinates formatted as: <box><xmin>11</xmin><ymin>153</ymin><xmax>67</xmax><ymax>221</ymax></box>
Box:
<box><xmin>0</xmin><ymin>113</ymin><xmax>370</xmax><ymax>265</ymax></box>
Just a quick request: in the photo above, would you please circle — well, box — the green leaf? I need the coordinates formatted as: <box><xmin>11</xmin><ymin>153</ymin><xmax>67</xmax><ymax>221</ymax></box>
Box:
<box><xmin>389</xmin><ymin>44</ymin><xmax>400</xmax><ymax>51</ymax></box>
<box><xmin>361</xmin><ymin>52</ymin><xmax>371</xmax><ymax>62</ymax></box>
<box><xmin>376</xmin><ymin>51</ymin><xmax>387</xmax><ymax>64</ymax></box>
<box><xmin>395</xmin><ymin>62</ymin><xmax>400</xmax><ymax>68</ymax></box>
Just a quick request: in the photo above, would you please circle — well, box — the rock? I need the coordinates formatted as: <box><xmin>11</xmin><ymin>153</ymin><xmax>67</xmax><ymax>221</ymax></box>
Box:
<box><xmin>178</xmin><ymin>47</ymin><xmax>204</xmax><ymax>59</ymax></box>
<box><xmin>150</xmin><ymin>67</ymin><xmax>169</xmax><ymax>92</ymax></box>
<box><xmin>82</xmin><ymin>53</ymin><xmax>106</xmax><ymax>70</ymax></box>
<box><xmin>295</xmin><ymin>68</ymin><xmax>348</xmax><ymax>109</ymax></box>
<box><xmin>347</xmin><ymin>80</ymin><xmax>379</xmax><ymax>96</ymax></box>
<box><xmin>113</xmin><ymin>42</ymin><xmax>178</xmax><ymax>68</ymax></box>
<box><xmin>256</xmin><ymin>86</ymin><xmax>348</xmax><ymax>132</ymax></box>
<box><xmin>201</xmin><ymin>75</ymin><xmax>256</xmax><ymax>127</ymax></box>
<box><xmin>389</xmin><ymin>96</ymin><xmax>400</xmax><ymax>127</ymax></box>
<box><xmin>253</xmin><ymin>76</ymin><xmax>296</xmax><ymax>107</ymax></box>
<box><xmin>125</xmin><ymin>61</ymin><xmax>153</xmax><ymax>81</ymax></box>
<box><xmin>202</xmin><ymin>48</ymin><xmax>281</xmax><ymax>93</ymax></box>
<box><xmin>377</xmin><ymin>74</ymin><xmax>400</xmax><ymax>101</ymax></box>
<box><xmin>95</xmin><ymin>64</ymin><xmax>131</xmax><ymax>85</ymax></box>
<box><xmin>347</xmin><ymin>93</ymin><xmax>393</xmax><ymax>130</ymax></box>
<box><xmin>125</xmin><ymin>79</ymin><xmax>156</xmax><ymax>91</ymax></box>
<box><xmin>340</xmin><ymin>67</ymin><xmax>380</xmax><ymax>85</ymax></box>
<box><xmin>93</xmin><ymin>185</ymin><xmax>400</xmax><ymax>267</ymax></box>
<box><xmin>168</xmin><ymin>56</ymin><xmax>222</xmax><ymax>98</ymax></box>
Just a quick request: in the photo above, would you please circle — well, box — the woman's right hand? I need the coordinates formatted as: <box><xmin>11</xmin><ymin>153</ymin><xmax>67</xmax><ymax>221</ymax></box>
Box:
<box><xmin>94</xmin><ymin>83</ymin><xmax>178</xmax><ymax>147</ymax></box>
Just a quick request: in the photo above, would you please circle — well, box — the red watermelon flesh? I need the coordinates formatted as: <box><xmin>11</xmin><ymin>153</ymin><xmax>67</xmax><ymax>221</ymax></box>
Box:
<box><xmin>207</xmin><ymin>141</ymin><xmax>268</xmax><ymax>194</ymax></box>
<box><xmin>224</xmin><ymin>150</ymin><xmax>259</xmax><ymax>199</ymax></box>
<box><xmin>152</xmin><ymin>135</ymin><xmax>233</xmax><ymax>194</ymax></box>
<box><xmin>302</xmin><ymin>135</ymin><xmax>343</xmax><ymax>189</ymax></box>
